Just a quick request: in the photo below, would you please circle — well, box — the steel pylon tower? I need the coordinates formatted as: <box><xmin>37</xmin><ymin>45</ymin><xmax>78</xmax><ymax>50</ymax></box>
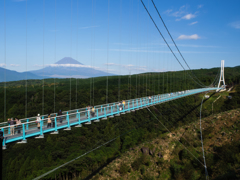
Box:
<box><xmin>218</xmin><ymin>60</ymin><xmax>226</xmax><ymax>88</ymax></box>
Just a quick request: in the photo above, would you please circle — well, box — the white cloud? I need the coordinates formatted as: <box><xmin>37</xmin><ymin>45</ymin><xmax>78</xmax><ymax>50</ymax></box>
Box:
<box><xmin>46</xmin><ymin>64</ymin><xmax>96</xmax><ymax>68</ymax></box>
<box><xmin>10</xmin><ymin>64</ymin><xmax>20</xmax><ymax>67</ymax></box>
<box><xmin>182</xmin><ymin>13</ymin><xmax>196</xmax><ymax>20</ymax></box>
<box><xmin>164</xmin><ymin>9</ymin><xmax>173</xmax><ymax>15</ymax></box>
<box><xmin>198</xmin><ymin>5</ymin><xmax>203</xmax><ymax>9</ymax></box>
<box><xmin>104</xmin><ymin>63</ymin><xmax>146</xmax><ymax>72</ymax></box>
<box><xmin>189</xmin><ymin>21</ymin><xmax>198</xmax><ymax>25</ymax></box>
<box><xmin>165</xmin><ymin>5</ymin><xmax>198</xmax><ymax>21</ymax></box>
<box><xmin>229</xmin><ymin>21</ymin><xmax>240</xmax><ymax>29</ymax></box>
<box><xmin>33</xmin><ymin>64</ymin><xmax>43</xmax><ymax>67</ymax></box>
<box><xmin>165</xmin><ymin>5</ymin><xmax>188</xmax><ymax>18</ymax></box>
<box><xmin>0</xmin><ymin>63</ymin><xmax>6</xmax><ymax>67</ymax></box>
<box><xmin>177</xmin><ymin>34</ymin><xmax>201</xmax><ymax>40</ymax></box>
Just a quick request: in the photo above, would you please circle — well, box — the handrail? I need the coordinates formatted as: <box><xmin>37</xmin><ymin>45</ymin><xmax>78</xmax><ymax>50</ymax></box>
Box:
<box><xmin>1</xmin><ymin>88</ymin><xmax>219</xmax><ymax>130</ymax></box>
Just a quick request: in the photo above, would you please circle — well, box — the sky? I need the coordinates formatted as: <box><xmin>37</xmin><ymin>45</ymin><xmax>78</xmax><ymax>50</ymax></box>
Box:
<box><xmin>0</xmin><ymin>0</ymin><xmax>239</xmax><ymax>75</ymax></box>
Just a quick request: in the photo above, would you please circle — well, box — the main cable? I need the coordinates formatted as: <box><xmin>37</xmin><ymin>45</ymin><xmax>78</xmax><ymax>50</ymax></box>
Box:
<box><xmin>150</xmin><ymin>0</ymin><xmax>206</xmax><ymax>87</ymax></box>
<box><xmin>140</xmin><ymin>0</ymin><xmax>207</xmax><ymax>88</ymax></box>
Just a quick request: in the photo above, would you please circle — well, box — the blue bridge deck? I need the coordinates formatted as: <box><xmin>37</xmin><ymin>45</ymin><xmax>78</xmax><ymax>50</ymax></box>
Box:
<box><xmin>1</xmin><ymin>87</ymin><xmax>219</xmax><ymax>149</ymax></box>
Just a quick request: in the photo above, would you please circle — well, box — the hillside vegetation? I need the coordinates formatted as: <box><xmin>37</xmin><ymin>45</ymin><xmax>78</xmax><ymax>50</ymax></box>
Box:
<box><xmin>1</xmin><ymin>66</ymin><xmax>240</xmax><ymax>180</ymax></box>
<box><xmin>92</xmin><ymin>108</ymin><xmax>240</xmax><ymax>180</ymax></box>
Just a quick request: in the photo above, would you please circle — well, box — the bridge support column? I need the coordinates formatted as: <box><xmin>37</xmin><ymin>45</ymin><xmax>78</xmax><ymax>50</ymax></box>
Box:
<box><xmin>115</xmin><ymin>105</ymin><xmax>120</xmax><ymax>116</ymax></box>
<box><xmin>102</xmin><ymin>107</ymin><xmax>107</xmax><ymax>120</ymax></box>
<box><xmin>36</xmin><ymin>118</ymin><xmax>44</xmax><ymax>138</ymax></box>
<box><xmin>64</xmin><ymin>112</ymin><xmax>71</xmax><ymax>130</ymax></box>
<box><xmin>109</xmin><ymin>106</ymin><xmax>114</xmax><ymax>118</ymax></box>
<box><xmin>26</xmin><ymin>119</ymin><xmax>29</xmax><ymax>130</ymax></box>
<box><xmin>1</xmin><ymin>128</ymin><xmax>6</xmax><ymax>150</ymax></box>
<box><xmin>17</xmin><ymin>124</ymin><xmax>27</xmax><ymax>144</ymax></box>
<box><xmin>126</xmin><ymin>102</ymin><xmax>130</xmax><ymax>113</ymax></box>
<box><xmin>75</xmin><ymin>112</ymin><xmax>82</xmax><ymax>127</ymax></box>
<box><xmin>94</xmin><ymin>109</ymin><xmax>100</xmax><ymax>122</ymax></box>
<box><xmin>50</xmin><ymin>117</ymin><xmax>59</xmax><ymax>134</ymax></box>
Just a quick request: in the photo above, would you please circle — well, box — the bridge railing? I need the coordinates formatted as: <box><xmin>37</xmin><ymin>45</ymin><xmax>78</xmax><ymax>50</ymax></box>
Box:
<box><xmin>1</xmin><ymin>87</ymin><xmax>220</xmax><ymax>147</ymax></box>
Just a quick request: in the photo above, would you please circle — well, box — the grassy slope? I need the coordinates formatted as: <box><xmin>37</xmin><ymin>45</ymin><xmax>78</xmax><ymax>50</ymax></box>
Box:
<box><xmin>92</xmin><ymin>91</ymin><xmax>240</xmax><ymax>180</ymax></box>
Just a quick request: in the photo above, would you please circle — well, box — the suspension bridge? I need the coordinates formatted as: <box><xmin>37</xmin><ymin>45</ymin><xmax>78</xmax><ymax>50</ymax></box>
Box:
<box><xmin>0</xmin><ymin>87</ymin><xmax>221</xmax><ymax>149</ymax></box>
<box><xmin>0</xmin><ymin>0</ymin><xmax>227</xmax><ymax>179</ymax></box>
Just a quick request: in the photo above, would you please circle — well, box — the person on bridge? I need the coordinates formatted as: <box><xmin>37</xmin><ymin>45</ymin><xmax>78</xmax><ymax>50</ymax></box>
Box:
<box><xmin>122</xmin><ymin>100</ymin><xmax>126</xmax><ymax>109</ymax></box>
<box><xmin>119</xmin><ymin>102</ymin><xmax>123</xmax><ymax>111</ymax></box>
<box><xmin>36</xmin><ymin>114</ymin><xmax>41</xmax><ymax>130</ymax></box>
<box><xmin>15</xmin><ymin>117</ymin><xmax>21</xmax><ymax>134</ymax></box>
<box><xmin>47</xmin><ymin>114</ymin><xmax>51</xmax><ymax>128</ymax></box>
<box><xmin>91</xmin><ymin>107</ymin><xmax>95</xmax><ymax>117</ymax></box>
<box><xmin>9</xmin><ymin>118</ymin><xmax>15</xmax><ymax>135</ymax></box>
<box><xmin>148</xmin><ymin>96</ymin><xmax>152</xmax><ymax>103</ymax></box>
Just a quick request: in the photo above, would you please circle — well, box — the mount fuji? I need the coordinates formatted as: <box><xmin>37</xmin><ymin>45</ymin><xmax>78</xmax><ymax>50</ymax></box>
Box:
<box><xmin>29</xmin><ymin>57</ymin><xmax>114</xmax><ymax>78</ymax></box>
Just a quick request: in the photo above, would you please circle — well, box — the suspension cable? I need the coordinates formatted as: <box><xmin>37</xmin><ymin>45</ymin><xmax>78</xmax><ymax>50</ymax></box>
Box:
<box><xmin>140</xmin><ymin>0</ymin><xmax>207</xmax><ymax>88</ymax></box>
<box><xmin>25</xmin><ymin>0</ymin><xmax>28</xmax><ymax>118</ymax></box>
<box><xmin>76</xmin><ymin>0</ymin><xmax>78</xmax><ymax>109</ymax></box>
<box><xmin>4</xmin><ymin>0</ymin><xmax>6</xmax><ymax>122</ymax></box>
<box><xmin>70</xmin><ymin>0</ymin><xmax>72</xmax><ymax>110</ymax></box>
<box><xmin>150</xmin><ymin>0</ymin><xmax>206</xmax><ymax>88</ymax></box>
<box><xmin>54</xmin><ymin>0</ymin><xmax>57</xmax><ymax>113</ymax></box>
<box><xmin>200</xmin><ymin>93</ymin><xmax>209</xmax><ymax>180</ymax></box>
<box><xmin>42</xmin><ymin>0</ymin><xmax>45</xmax><ymax>115</ymax></box>
<box><xmin>118</xmin><ymin>0</ymin><xmax>122</xmax><ymax>102</ymax></box>
<box><xmin>106</xmin><ymin>0</ymin><xmax>109</xmax><ymax>104</ymax></box>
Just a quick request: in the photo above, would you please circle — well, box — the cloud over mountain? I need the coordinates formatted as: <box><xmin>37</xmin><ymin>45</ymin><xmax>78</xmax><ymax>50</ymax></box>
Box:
<box><xmin>177</xmin><ymin>34</ymin><xmax>201</xmax><ymax>40</ymax></box>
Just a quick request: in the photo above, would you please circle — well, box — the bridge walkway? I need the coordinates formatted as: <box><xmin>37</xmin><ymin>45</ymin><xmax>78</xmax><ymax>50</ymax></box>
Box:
<box><xmin>1</xmin><ymin>87</ymin><xmax>219</xmax><ymax>149</ymax></box>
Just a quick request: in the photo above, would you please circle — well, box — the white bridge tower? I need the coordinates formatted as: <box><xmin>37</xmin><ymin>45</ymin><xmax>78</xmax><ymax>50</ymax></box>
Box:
<box><xmin>218</xmin><ymin>60</ymin><xmax>226</xmax><ymax>88</ymax></box>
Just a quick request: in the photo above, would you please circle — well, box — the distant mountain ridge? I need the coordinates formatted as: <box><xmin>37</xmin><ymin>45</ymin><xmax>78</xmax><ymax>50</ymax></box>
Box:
<box><xmin>29</xmin><ymin>57</ymin><xmax>114</xmax><ymax>78</ymax></box>
<box><xmin>0</xmin><ymin>67</ymin><xmax>42</xmax><ymax>82</ymax></box>
<box><xmin>0</xmin><ymin>57</ymin><xmax>114</xmax><ymax>82</ymax></box>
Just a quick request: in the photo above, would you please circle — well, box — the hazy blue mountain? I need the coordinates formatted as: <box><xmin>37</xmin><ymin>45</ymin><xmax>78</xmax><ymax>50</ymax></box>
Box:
<box><xmin>0</xmin><ymin>67</ymin><xmax>42</xmax><ymax>82</ymax></box>
<box><xmin>30</xmin><ymin>57</ymin><xmax>114</xmax><ymax>78</ymax></box>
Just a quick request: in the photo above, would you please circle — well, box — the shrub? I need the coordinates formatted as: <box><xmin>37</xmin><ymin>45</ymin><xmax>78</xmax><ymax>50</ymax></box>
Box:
<box><xmin>140</xmin><ymin>166</ymin><xmax>145</xmax><ymax>175</ymax></box>
<box><xmin>119</xmin><ymin>162</ymin><xmax>131</xmax><ymax>176</ymax></box>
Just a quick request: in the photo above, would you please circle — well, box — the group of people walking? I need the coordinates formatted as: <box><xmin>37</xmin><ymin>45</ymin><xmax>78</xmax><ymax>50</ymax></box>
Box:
<box><xmin>86</xmin><ymin>106</ymin><xmax>96</xmax><ymax>117</ymax></box>
<box><xmin>36</xmin><ymin>110</ymin><xmax>63</xmax><ymax>129</ymax></box>
<box><xmin>7</xmin><ymin>118</ymin><xmax>21</xmax><ymax>135</ymax></box>
<box><xmin>7</xmin><ymin>110</ymin><xmax>64</xmax><ymax>135</ymax></box>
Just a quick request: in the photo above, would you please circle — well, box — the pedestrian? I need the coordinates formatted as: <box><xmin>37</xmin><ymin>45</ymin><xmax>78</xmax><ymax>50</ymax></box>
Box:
<box><xmin>148</xmin><ymin>96</ymin><xmax>152</xmax><ymax>103</ymax></box>
<box><xmin>15</xmin><ymin>117</ymin><xmax>21</xmax><ymax>134</ymax></box>
<box><xmin>9</xmin><ymin>118</ymin><xmax>15</xmax><ymax>135</ymax></box>
<box><xmin>47</xmin><ymin>114</ymin><xmax>51</xmax><ymax>128</ymax></box>
<box><xmin>7</xmin><ymin>118</ymin><xmax>11</xmax><ymax>125</ymax></box>
<box><xmin>122</xmin><ymin>100</ymin><xmax>125</xmax><ymax>109</ymax></box>
<box><xmin>58</xmin><ymin>110</ymin><xmax>63</xmax><ymax>123</ymax></box>
<box><xmin>36</xmin><ymin>114</ymin><xmax>41</xmax><ymax>130</ymax></box>
<box><xmin>119</xmin><ymin>102</ymin><xmax>122</xmax><ymax>111</ymax></box>
<box><xmin>91</xmin><ymin>107</ymin><xmax>95</xmax><ymax>117</ymax></box>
